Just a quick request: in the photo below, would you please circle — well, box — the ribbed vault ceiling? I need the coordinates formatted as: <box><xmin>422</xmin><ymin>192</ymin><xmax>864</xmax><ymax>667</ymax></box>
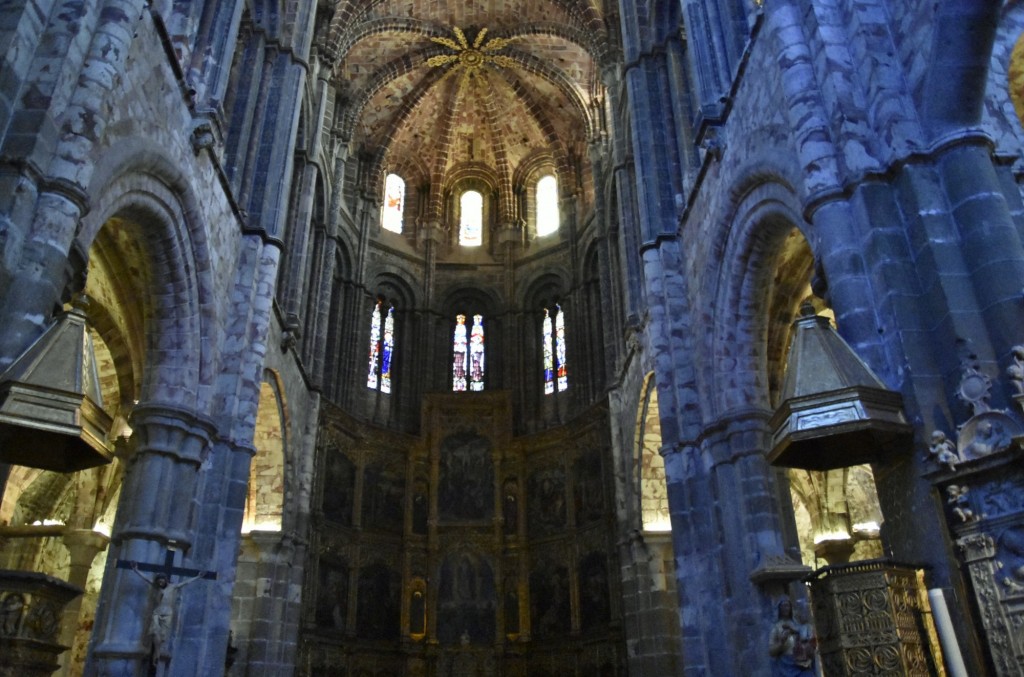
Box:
<box><xmin>326</xmin><ymin>0</ymin><xmax>612</xmax><ymax>196</ymax></box>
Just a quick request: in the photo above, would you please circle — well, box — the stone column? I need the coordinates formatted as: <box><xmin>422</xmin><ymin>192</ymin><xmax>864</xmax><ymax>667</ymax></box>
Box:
<box><xmin>57</xmin><ymin>529</ymin><xmax>109</xmax><ymax>677</ymax></box>
<box><xmin>84</xmin><ymin>405</ymin><xmax>217</xmax><ymax>677</ymax></box>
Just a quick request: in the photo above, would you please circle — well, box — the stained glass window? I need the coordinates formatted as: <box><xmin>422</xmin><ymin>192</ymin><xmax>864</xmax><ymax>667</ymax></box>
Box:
<box><xmin>543</xmin><ymin>305</ymin><xmax>567</xmax><ymax>394</ymax></box>
<box><xmin>382</xmin><ymin>174</ymin><xmax>405</xmax><ymax>233</ymax></box>
<box><xmin>368</xmin><ymin>300</ymin><xmax>395</xmax><ymax>393</ymax></box>
<box><xmin>459</xmin><ymin>191</ymin><xmax>483</xmax><ymax>246</ymax></box>
<box><xmin>543</xmin><ymin>308</ymin><xmax>554</xmax><ymax>394</ymax></box>
<box><xmin>381</xmin><ymin>306</ymin><xmax>394</xmax><ymax>393</ymax></box>
<box><xmin>555</xmin><ymin>304</ymin><xmax>567</xmax><ymax>392</ymax></box>
<box><xmin>453</xmin><ymin>314</ymin><xmax>468</xmax><ymax>391</ymax></box>
<box><xmin>536</xmin><ymin>175</ymin><xmax>559</xmax><ymax>236</ymax></box>
<box><xmin>469</xmin><ymin>314</ymin><xmax>485</xmax><ymax>391</ymax></box>
<box><xmin>367</xmin><ymin>301</ymin><xmax>382</xmax><ymax>389</ymax></box>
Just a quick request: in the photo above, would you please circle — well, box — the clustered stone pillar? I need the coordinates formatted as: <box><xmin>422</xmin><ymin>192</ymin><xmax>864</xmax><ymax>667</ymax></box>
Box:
<box><xmin>85</xmin><ymin>405</ymin><xmax>217</xmax><ymax>676</ymax></box>
<box><xmin>57</xmin><ymin>530</ymin><xmax>109</xmax><ymax>677</ymax></box>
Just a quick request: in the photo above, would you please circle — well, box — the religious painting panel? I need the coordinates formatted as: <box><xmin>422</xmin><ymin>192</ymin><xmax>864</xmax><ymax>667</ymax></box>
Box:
<box><xmin>355</xmin><ymin>563</ymin><xmax>401</xmax><ymax>641</ymax></box>
<box><xmin>503</xmin><ymin>478</ymin><xmax>519</xmax><ymax>536</ymax></box>
<box><xmin>438</xmin><ymin>432</ymin><xmax>494</xmax><ymax>522</ymax></box>
<box><xmin>361</xmin><ymin>462</ymin><xmax>405</xmax><ymax>533</ymax></box>
<box><xmin>578</xmin><ymin>552</ymin><xmax>611</xmax><ymax>629</ymax></box>
<box><xmin>504</xmin><ymin>574</ymin><xmax>520</xmax><ymax>638</ymax></box>
<box><xmin>527</xmin><ymin>466</ymin><xmax>567</xmax><ymax>538</ymax></box>
<box><xmin>573</xmin><ymin>451</ymin><xmax>605</xmax><ymax>526</ymax></box>
<box><xmin>530</xmin><ymin>562</ymin><xmax>570</xmax><ymax>638</ymax></box>
<box><xmin>436</xmin><ymin>550</ymin><xmax>497</xmax><ymax>644</ymax></box>
<box><xmin>321</xmin><ymin>450</ymin><xmax>355</xmax><ymax>525</ymax></box>
<box><xmin>412</xmin><ymin>479</ymin><xmax>428</xmax><ymax>535</ymax></box>
<box><xmin>314</xmin><ymin>557</ymin><xmax>349</xmax><ymax>632</ymax></box>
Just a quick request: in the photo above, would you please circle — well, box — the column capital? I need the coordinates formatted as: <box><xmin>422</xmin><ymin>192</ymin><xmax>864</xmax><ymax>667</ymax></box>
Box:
<box><xmin>127</xmin><ymin>403</ymin><xmax>219</xmax><ymax>466</ymax></box>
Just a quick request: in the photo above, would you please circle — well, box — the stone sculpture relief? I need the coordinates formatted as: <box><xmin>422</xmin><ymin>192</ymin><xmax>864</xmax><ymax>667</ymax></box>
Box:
<box><xmin>931</xmin><ymin>348</ymin><xmax>1024</xmax><ymax>675</ymax></box>
<box><xmin>925</xmin><ymin>354</ymin><xmax>1023</xmax><ymax>473</ymax></box>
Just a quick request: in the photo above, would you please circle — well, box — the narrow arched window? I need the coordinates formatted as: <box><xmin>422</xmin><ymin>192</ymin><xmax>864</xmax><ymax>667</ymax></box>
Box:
<box><xmin>459</xmin><ymin>191</ymin><xmax>483</xmax><ymax>246</ymax></box>
<box><xmin>453</xmin><ymin>314</ymin><xmax>468</xmax><ymax>391</ymax></box>
<box><xmin>543</xmin><ymin>305</ymin><xmax>568</xmax><ymax>394</ymax></box>
<box><xmin>469</xmin><ymin>314</ymin><xmax>485</xmax><ymax>391</ymax></box>
<box><xmin>382</xmin><ymin>174</ymin><xmax>405</xmax><ymax>233</ymax></box>
<box><xmin>367</xmin><ymin>300</ymin><xmax>395</xmax><ymax>392</ymax></box>
<box><xmin>555</xmin><ymin>304</ymin><xmax>567</xmax><ymax>392</ymax></box>
<box><xmin>380</xmin><ymin>306</ymin><xmax>395</xmax><ymax>393</ymax></box>
<box><xmin>367</xmin><ymin>301</ymin><xmax>382</xmax><ymax>389</ymax></box>
<box><xmin>453</xmin><ymin>313</ymin><xmax>485</xmax><ymax>391</ymax></box>
<box><xmin>543</xmin><ymin>309</ymin><xmax>555</xmax><ymax>394</ymax></box>
<box><xmin>536</xmin><ymin>175</ymin><xmax>559</xmax><ymax>236</ymax></box>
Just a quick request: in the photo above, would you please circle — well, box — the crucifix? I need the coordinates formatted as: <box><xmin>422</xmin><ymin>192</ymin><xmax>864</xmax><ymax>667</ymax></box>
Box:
<box><xmin>116</xmin><ymin>542</ymin><xmax>217</xmax><ymax>666</ymax></box>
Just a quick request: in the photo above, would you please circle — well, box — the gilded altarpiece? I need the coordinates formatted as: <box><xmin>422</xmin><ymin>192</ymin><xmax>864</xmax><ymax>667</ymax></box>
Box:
<box><xmin>299</xmin><ymin>395</ymin><xmax>623</xmax><ymax>676</ymax></box>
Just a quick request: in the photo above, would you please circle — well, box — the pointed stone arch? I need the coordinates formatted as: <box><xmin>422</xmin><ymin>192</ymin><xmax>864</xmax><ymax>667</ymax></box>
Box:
<box><xmin>243</xmin><ymin>371</ymin><xmax>288</xmax><ymax>533</ymax></box>
<box><xmin>635</xmin><ymin>371</ymin><xmax>669</xmax><ymax>531</ymax></box>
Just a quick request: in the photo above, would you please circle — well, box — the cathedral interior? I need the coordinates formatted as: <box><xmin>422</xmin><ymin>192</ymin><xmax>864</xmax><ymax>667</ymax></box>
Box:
<box><xmin>3</xmin><ymin>0</ymin><xmax>1024</xmax><ymax>675</ymax></box>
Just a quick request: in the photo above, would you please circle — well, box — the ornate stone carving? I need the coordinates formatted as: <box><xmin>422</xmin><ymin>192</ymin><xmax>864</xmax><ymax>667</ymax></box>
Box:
<box><xmin>0</xmin><ymin>570</ymin><xmax>82</xmax><ymax>677</ymax></box>
<box><xmin>942</xmin><ymin>454</ymin><xmax>1024</xmax><ymax>675</ymax></box>
<box><xmin>925</xmin><ymin>358</ymin><xmax>1024</xmax><ymax>473</ymax></box>
<box><xmin>946</xmin><ymin>485</ymin><xmax>977</xmax><ymax>523</ymax></box>
<box><xmin>1006</xmin><ymin>345</ymin><xmax>1024</xmax><ymax>398</ymax></box>
<box><xmin>927</xmin><ymin>430</ymin><xmax>959</xmax><ymax>471</ymax></box>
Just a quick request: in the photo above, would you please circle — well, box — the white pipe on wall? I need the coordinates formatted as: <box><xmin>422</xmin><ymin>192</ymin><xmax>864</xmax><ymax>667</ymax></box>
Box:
<box><xmin>927</xmin><ymin>588</ymin><xmax>968</xmax><ymax>677</ymax></box>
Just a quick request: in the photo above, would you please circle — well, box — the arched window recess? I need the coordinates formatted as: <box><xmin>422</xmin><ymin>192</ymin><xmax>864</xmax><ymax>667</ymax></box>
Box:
<box><xmin>381</xmin><ymin>173</ymin><xmax>405</xmax><ymax>234</ymax></box>
<box><xmin>367</xmin><ymin>297</ymin><xmax>396</xmax><ymax>394</ymax></box>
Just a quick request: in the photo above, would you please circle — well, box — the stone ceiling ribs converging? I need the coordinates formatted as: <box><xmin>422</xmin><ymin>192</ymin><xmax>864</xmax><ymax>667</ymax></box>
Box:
<box><xmin>325</xmin><ymin>0</ymin><xmax>610</xmax><ymax>197</ymax></box>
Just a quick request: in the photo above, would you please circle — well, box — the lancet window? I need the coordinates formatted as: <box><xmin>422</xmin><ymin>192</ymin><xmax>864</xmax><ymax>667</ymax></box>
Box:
<box><xmin>459</xmin><ymin>190</ymin><xmax>483</xmax><ymax>246</ymax></box>
<box><xmin>367</xmin><ymin>300</ymin><xmax>395</xmax><ymax>393</ymax></box>
<box><xmin>536</xmin><ymin>175</ymin><xmax>559</xmax><ymax>236</ymax></box>
<box><xmin>453</xmin><ymin>313</ymin><xmax>485</xmax><ymax>391</ymax></box>
<box><xmin>382</xmin><ymin>173</ymin><xmax>405</xmax><ymax>234</ymax></box>
<box><xmin>543</xmin><ymin>305</ymin><xmax>568</xmax><ymax>394</ymax></box>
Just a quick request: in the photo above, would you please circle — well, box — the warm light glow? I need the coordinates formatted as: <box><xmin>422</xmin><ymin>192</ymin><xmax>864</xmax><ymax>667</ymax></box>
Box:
<box><xmin>32</xmin><ymin>519</ymin><xmax>65</xmax><ymax>526</ymax></box>
<box><xmin>93</xmin><ymin>521</ymin><xmax>112</xmax><ymax>537</ymax></box>
<box><xmin>381</xmin><ymin>174</ymin><xmax>405</xmax><ymax>233</ymax></box>
<box><xmin>813</xmin><ymin>531</ymin><xmax>852</xmax><ymax>544</ymax></box>
<box><xmin>852</xmin><ymin>521</ymin><xmax>881</xmax><ymax>536</ymax></box>
<box><xmin>643</xmin><ymin>519</ymin><xmax>673</xmax><ymax>533</ymax></box>
<box><xmin>241</xmin><ymin>520</ymin><xmax>283</xmax><ymax>534</ymax></box>
<box><xmin>536</xmin><ymin>175</ymin><xmax>559</xmax><ymax>236</ymax></box>
<box><xmin>459</xmin><ymin>191</ymin><xmax>483</xmax><ymax>246</ymax></box>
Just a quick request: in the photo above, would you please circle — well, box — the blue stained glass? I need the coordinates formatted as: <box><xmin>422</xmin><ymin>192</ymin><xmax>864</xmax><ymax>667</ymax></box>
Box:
<box><xmin>543</xmin><ymin>308</ymin><xmax>554</xmax><ymax>395</ymax></box>
<box><xmin>381</xmin><ymin>306</ymin><xmax>394</xmax><ymax>394</ymax></box>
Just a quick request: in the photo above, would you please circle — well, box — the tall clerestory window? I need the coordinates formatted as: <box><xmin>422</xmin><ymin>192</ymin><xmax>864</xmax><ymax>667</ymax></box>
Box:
<box><xmin>536</xmin><ymin>175</ymin><xmax>559</xmax><ymax>237</ymax></box>
<box><xmin>367</xmin><ymin>300</ymin><xmax>395</xmax><ymax>393</ymax></box>
<box><xmin>543</xmin><ymin>305</ymin><xmax>568</xmax><ymax>394</ymax></box>
<box><xmin>382</xmin><ymin>173</ymin><xmax>405</xmax><ymax>233</ymax></box>
<box><xmin>459</xmin><ymin>190</ymin><xmax>483</xmax><ymax>246</ymax></box>
<box><xmin>453</xmin><ymin>313</ymin><xmax>485</xmax><ymax>391</ymax></box>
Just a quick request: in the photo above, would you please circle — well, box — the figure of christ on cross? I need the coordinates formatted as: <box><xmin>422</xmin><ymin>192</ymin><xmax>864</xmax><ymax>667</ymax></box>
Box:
<box><xmin>116</xmin><ymin>548</ymin><xmax>217</xmax><ymax>666</ymax></box>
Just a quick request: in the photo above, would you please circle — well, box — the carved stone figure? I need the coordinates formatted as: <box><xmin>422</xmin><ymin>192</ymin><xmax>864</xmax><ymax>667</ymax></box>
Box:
<box><xmin>0</xmin><ymin>593</ymin><xmax>25</xmax><ymax>636</ymax></box>
<box><xmin>1007</xmin><ymin>345</ymin><xmax>1024</xmax><ymax>396</ymax></box>
<box><xmin>768</xmin><ymin>599</ymin><xmax>816</xmax><ymax>677</ymax></box>
<box><xmin>131</xmin><ymin>562</ymin><xmax>205</xmax><ymax>664</ymax></box>
<box><xmin>961</xmin><ymin>416</ymin><xmax>1010</xmax><ymax>460</ymax></box>
<box><xmin>928</xmin><ymin>430</ymin><xmax>959</xmax><ymax>471</ymax></box>
<box><xmin>946</xmin><ymin>485</ymin><xmax>975</xmax><ymax>523</ymax></box>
